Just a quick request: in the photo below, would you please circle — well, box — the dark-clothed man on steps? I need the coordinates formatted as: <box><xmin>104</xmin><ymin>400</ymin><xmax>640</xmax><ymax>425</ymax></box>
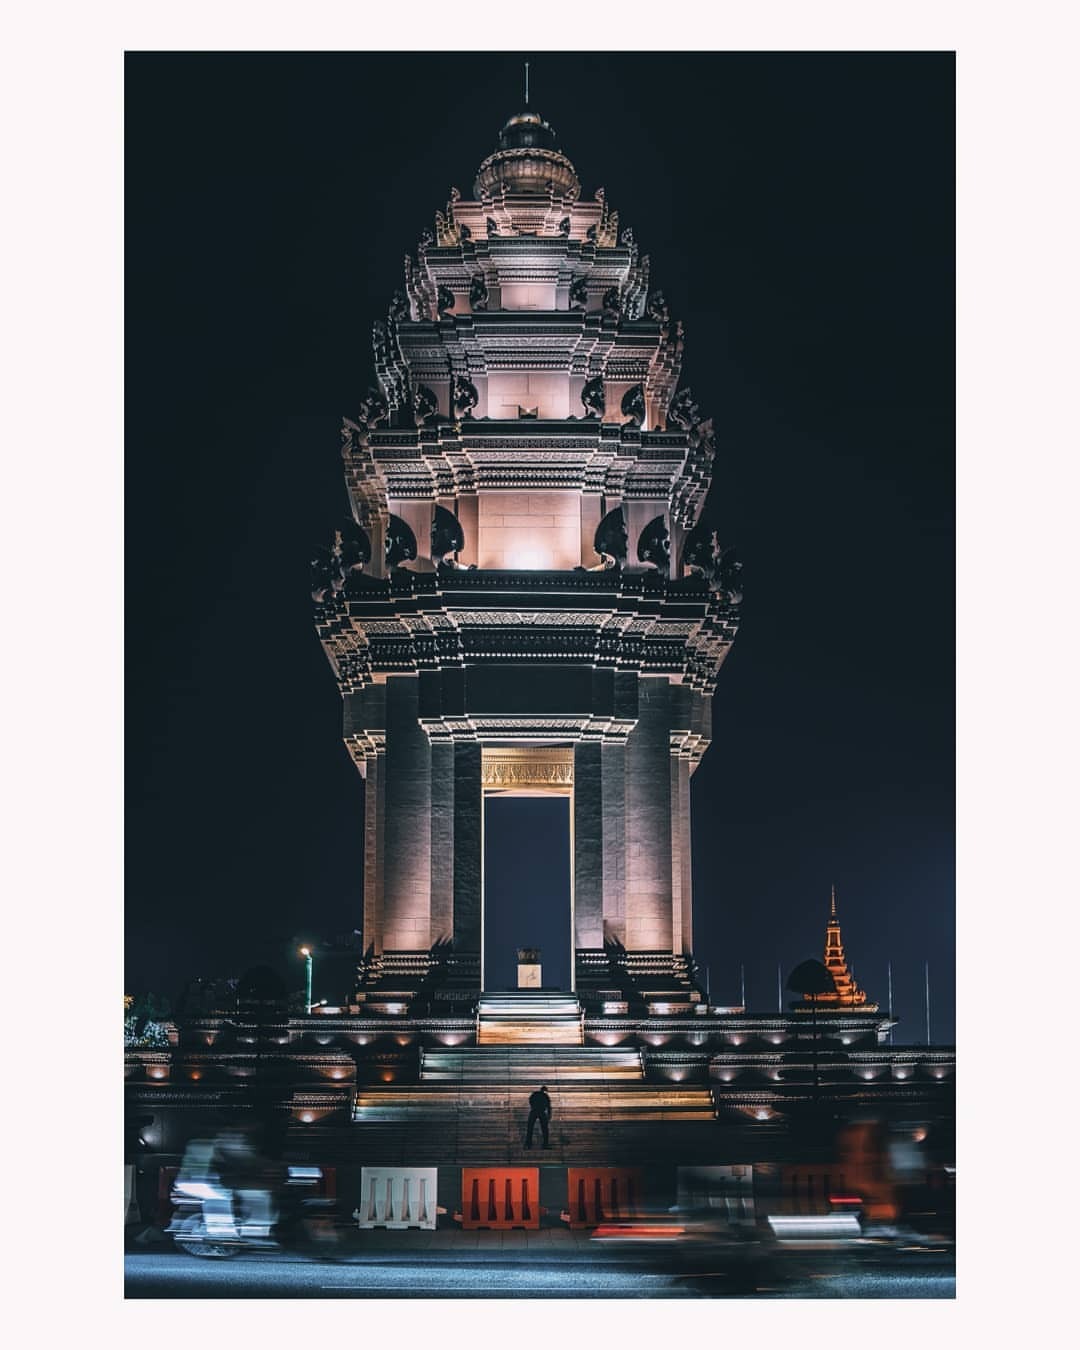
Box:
<box><xmin>525</xmin><ymin>1084</ymin><xmax>552</xmax><ymax>1148</ymax></box>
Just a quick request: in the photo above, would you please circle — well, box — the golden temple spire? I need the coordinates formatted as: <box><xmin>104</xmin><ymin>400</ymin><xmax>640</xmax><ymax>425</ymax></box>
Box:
<box><xmin>805</xmin><ymin>885</ymin><xmax>879</xmax><ymax>1012</ymax></box>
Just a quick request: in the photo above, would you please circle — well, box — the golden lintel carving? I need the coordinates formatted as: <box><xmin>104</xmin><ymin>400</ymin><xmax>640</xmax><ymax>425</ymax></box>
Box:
<box><xmin>481</xmin><ymin>746</ymin><xmax>574</xmax><ymax>789</ymax></box>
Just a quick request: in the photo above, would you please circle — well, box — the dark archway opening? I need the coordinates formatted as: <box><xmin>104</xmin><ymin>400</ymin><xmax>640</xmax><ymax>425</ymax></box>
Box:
<box><xmin>483</xmin><ymin>796</ymin><xmax>571</xmax><ymax>991</ymax></box>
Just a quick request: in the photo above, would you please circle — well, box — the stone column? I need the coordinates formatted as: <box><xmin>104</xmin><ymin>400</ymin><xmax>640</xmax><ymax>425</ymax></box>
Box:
<box><xmin>669</xmin><ymin>521</ymin><xmax>686</xmax><ymax>580</ymax></box>
<box><xmin>600</xmin><ymin>740</ymin><xmax>626</xmax><ymax>945</ymax></box>
<box><xmin>579</xmin><ymin>493</ymin><xmax>604</xmax><ymax>568</ymax></box>
<box><xmin>362</xmin><ymin>749</ymin><xmax>385</xmax><ymax>956</ymax></box>
<box><xmin>456</xmin><ymin>494</ymin><xmax>479</xmax><ymax>568</ymax></box>
<box><xmin>623</xmin><ymin>677</ymin><xmax>673</xmax><ymax>950</ymax></box>
<box><xmin>670</xmin><ymin>750</ymin><xmax>693</xmax><ymax>955</ymax></box>
<box><xmin>573</xmin><ymin>742</ymin><xmax>604</xmax><ymax>949</ymax></box>
<box><xmin>382</xmin><ymin>677</ymin><xmax>433</xmax><ymax>950</ymax></box>
<box><xmin>452</xmin><ymin>741</ymin><xmax>482</xmax><ymax>958</ymax></box>
<box><xmin>365</xmin><ymin>512</ymin><xmax>388</xmax><ymax>580</ymax></box>
<box><xmin>429</xmin><ymin>741</ymin><xmax>455</xmax><ymax>944</ymax></box>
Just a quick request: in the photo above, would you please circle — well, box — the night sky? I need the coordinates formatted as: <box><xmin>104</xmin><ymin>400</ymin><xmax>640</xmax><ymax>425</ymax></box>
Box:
<box><xmin>126</xmin><ymin>52</ymin><xmax>954</xmax><ymax>1041</ymax></box>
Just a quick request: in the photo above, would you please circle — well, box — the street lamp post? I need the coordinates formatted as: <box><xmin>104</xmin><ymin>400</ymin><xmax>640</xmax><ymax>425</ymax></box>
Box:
<box><xmin>300</xmin><ymin>947</ymin><xmax>313</xmax><ymax>1015</ymax></box>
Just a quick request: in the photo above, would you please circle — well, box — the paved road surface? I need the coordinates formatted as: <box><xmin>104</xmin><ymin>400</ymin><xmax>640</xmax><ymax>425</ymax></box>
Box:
<box><xmin>125</xmin><ymin>1249</ymin><xmax>954</xmax><ymax>1299</ymax></box>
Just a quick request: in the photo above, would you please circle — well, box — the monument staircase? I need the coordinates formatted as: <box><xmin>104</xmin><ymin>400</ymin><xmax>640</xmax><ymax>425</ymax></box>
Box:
<box><xmin>348</xmin><ymin>999</ymin><xmax>723</xmax><ymax>1166</ymax></box>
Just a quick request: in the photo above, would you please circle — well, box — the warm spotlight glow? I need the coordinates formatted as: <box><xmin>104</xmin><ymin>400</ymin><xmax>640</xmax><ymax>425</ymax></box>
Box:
<box><xmin>300</xmin><ymin>947</ymin><xmax>311</xmax><ymax>956</ymax></box>
<box><xmin>507</xmin><ymin>545</ymin><xmax>548</xmax><ymax>570</ymax></box>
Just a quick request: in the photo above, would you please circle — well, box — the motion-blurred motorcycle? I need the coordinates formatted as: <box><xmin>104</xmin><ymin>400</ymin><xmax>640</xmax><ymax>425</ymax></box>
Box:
<box><xmin>167</xmin><ymin>1134</ymin><xmax>341</xmax><ymax>1259</ymax></box>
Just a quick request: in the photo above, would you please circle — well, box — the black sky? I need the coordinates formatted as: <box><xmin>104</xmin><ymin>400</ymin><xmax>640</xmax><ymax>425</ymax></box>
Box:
<box><xmin>125</xmin><ymin>52</ymin><xmax>954</xmax><ymax>1040</ymax></box>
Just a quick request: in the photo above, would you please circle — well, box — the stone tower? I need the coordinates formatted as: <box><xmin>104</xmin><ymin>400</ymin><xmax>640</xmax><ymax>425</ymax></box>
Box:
<box><xmin>313</xmin><ymin>111</ymin><xmax>741</xmax><ymax>1006</ymax></box>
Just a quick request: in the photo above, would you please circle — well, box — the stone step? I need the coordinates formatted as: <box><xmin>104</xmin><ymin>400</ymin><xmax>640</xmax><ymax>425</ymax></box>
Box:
<box><xmin>420</xmin><ymin>1045</ymin><xmax>642</xmax><ymax>1082</ymax></box>
<box><xmin>478</xmin><ymin>994</ymin><xmax>582</xmax><ymax>1011</ymax></box>
<box><xmin>476</xmin><ymin>993</ymin><xmax>585</xmax><ymax>1046</ymax></box>
<box><xmin>355</xmin><ymin>1084</ymin><xmax>715</xmax><ymax>1120</ymax></box>
<box><xmin>476</xmin><ymin>1025</ymin><xmax>584</xmax><ymax>1045</ymax></box>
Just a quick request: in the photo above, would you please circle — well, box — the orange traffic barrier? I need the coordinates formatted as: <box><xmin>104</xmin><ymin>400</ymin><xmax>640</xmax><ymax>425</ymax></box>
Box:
<box><xmin>457</xmin><ymin>1168</ymin><xmax>540</xmax><ymax>1230</ymax></box>
<box><xmin>783</xmin><ymin>1166</ymin><xmax>891</xmax><ymax>1220</ymax></box>
<box><xmin>564</xmin><ymin>1168</ymin><xmax>643</xmax><ymax>1228</ymax></box>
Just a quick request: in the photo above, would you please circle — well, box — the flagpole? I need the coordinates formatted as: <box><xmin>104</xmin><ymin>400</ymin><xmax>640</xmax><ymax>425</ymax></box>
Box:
<box><xmin>887</xmin><ymin>960</ymin><xmax>894</xmax><ymax>1045</ymax></box>
<box><xmin>924</xmin><ymin>960</ymin><xmax>931</xmax><ymax>1044</ymax></box>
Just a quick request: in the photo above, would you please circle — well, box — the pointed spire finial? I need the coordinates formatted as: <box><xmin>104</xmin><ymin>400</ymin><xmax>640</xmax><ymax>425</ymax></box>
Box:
<box><xmin>524</xmin><ymin>60</ymin><xmax>530</xmax><ymax>107</ymax></box>
<box><xmin>830</xmin><ymin>883</ymin><xmax>837</xmax><ymax>919</ymax></box>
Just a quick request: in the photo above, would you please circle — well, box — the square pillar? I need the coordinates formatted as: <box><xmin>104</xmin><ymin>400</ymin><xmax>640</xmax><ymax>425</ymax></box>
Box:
<box><xmin>671</xmin><ymin>751</ymin><xmax>693</xmax><ymax>955</ymax></box>
<box><xmin>623</xmin><ymin>677</ymin><xmax>673</xmax><ymax>951</ymax></box>
<box><xmin>429</xmin><ymin>741</ymin><xmax>455</xmax><ymax>944</ymax></box>
<box><xmin>573</xmin><ymin>742</ymin><xmax>604</xmax><ymax>949</ymax></box>
<box><xmin>382</xmin><ymin>677</ymin><xmax>433</xmax><ymax>950</ymax></box>
<box><xmin>579</xmin><ymin>493</ymin><xmax>604</xmax><ymax>569</ymax></box>
<box><xmin>362</xmin><ymin>750</ymin><xmax>385</xmax><ymax>956</ymax></box>
<box><xmin>456</xmin><ymin>494</ymin><xmax>479</xmax><ymax>568</ymax></box>
<box><xmin>452</xmin><ymin>741</ymin><xmax>482</xmax><ymax>956</ymax></box>
<box><xmin>600</xmin><ymin>740</ymin><xmax>626</xmax><ymax>945</ymax></box>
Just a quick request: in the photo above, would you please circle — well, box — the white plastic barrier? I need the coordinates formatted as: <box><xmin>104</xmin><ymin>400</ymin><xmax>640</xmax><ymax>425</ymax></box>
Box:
<box><xmin>676</xmin><ymin>1165</ymin><xmax>755</xmax><ymax>1224</ymax></box>
<box><xmin>353</xmin><ymin>1167</ymin><xmax>439</xmax><ymax>1230</ymax></box>
<box><xmin>767</xmin><ymin>1213</ymin><xmax>861</xmax><ymax>1242</ymax></box>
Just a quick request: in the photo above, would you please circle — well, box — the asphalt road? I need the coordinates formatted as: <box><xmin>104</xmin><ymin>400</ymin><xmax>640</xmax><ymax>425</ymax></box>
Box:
<box><xmin>125</xmin><ymin>1250</ymin><xmax>955</xmax><ymax>1299</ymax></box>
